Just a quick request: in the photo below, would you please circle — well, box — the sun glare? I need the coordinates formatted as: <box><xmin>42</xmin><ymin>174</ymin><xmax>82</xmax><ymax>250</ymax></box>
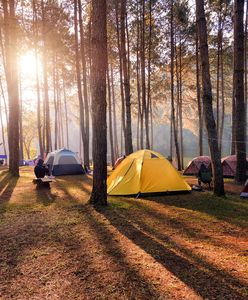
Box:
<box><xmin>20</xmin><ymin>51</ymin><xmax>41</xmax><ymax>79</ymax></box>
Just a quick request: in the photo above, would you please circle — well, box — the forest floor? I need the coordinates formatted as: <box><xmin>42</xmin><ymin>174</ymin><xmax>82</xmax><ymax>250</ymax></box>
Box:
<box><xmin>0</xmin><ymin>166</ymin><xmax>248</xmax><ymax>300</ymax></box>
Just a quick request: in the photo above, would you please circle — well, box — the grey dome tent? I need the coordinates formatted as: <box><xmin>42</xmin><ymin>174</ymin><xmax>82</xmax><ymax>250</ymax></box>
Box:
<box><xmin>44</xmin><ymin>149</ymin><xmax>85</xmax><ymax>176</ymax></box>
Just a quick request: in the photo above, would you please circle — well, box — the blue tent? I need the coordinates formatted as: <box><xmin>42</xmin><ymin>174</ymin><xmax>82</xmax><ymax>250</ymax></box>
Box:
<box><xmin>44</xmin><ymin>149</ymin><xmax>85</xmax><ymax>176</ymax></box>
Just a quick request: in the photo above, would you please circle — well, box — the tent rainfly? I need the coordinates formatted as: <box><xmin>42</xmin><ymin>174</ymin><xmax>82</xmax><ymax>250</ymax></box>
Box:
<box><xmin>183</xmin><ymin>156</ymin><xmax>211</xmax><ymax>175</ymax></box>
<box><xmin>107</xmin><ymin>149</ymin><xmax>191</xmax><ymax>196</ymax></box>
<box><xmin>44</xmin><ymin>149</ymin><xmax>85</xmax><ymax>176</ymax></box>
<box><xmin>221</xmin><ymin>155</ymin><xmax>248</xmax><ymax>178</ymax></box>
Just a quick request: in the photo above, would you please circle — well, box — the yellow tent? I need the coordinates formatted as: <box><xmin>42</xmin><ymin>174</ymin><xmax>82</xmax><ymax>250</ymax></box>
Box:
<box><xmin>107</xmin><ymin>149</ymin><xmax>191</xmax><ymax>195</ymax></box>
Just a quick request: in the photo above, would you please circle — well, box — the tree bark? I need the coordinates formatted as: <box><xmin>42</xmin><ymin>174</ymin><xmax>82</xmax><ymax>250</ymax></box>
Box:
<box><xmin>33</xmin><ymin>0</ymin><xmax>44</xmax><ymax>157</ymax></box>
<box><xmin>196</xmin><ymin>0</ymin><xmax>225</xmax><ymax>196</ymax></box>
<box><xmin>0</xmin><ymin>96</ymin><xmax>7</xmax><ymax>155</ymax></box>
<box><xmin>196</xmin><ymin>32</ymin><xmax>203</xmax><ymax>156</ymax></box>
<box><xmin>18</xmin><ymin>65</ymin><xmax>24</xmax><ymax>161</ymax></box>
<box><xmin>53</xmin><ymin>54</ymin><xmax>58</xmax><ymax>150</ymax></box>
<box><xmin>3</xmin><ymin>0</ymin><xmax>19</xmax><ymax>176</ymax></box>
<box><xmin>74</xmin><ymin>0</ymin><xmax>87</xmax><ymax>165</ymax></box>
<box><xmin>234</xmin><ymin>0</ymin><xmax>246</xmax><ymax>183</ymax></box>
<box><xmin>216</xmin><ymin>10</ymin><xmax>221</xmax><ymax>137</ymax></box>
<box><xmin>170</xmin><ymin>0</ymin><xmax>181</xmax><ymax>170</ymax></box>
<box><xmin>115</xmin><ymin>1</ymin><xmax>126</xmax><ymax>152</ymax></box>
<box><xmin>120</xmin><ymin>0</ymin><xmax>133</xmax><ymax>154</ymax></box>
<box><xmin>41</xmin><ymin>0</ymin><xmax>51</xmax><ymax>154</ymax></box>
<box><xmin>0</xmin><ymin>78</ymin><xmax>8</xmax><ymax>139</ymax></box>
<box><xmin>62</xmin><ymin>76</ymin><xmax>69</xmax><ymax>149</ymax></box>
<box><xmin>148</xmin><ymin>0</ymin><xmax>153</xmax><ymax>149</ymax></box>
<box><xmin>219</xmin><ymin>17</ymin><xmax>225</xmax><ymax>154</ymax></box>
<box><xmin>89</xmin><ymin>0</ymin><xmax>107</xmax><ymax>205</ymax></box>
<box><xmin>136</xmin><ymin>0</ymin><xmax>141</xmax><ymax>150</ymax></box>
<box><xmin>244</xmin><ymin>0</ymin><xmax>248</xmax><ymax>148</ymax></box>
<box><xmin>179</xmin><ymin>34</ymin><xmax>184</xmax><ymax>169</ymax></box>
<box><xmin>140</xmin><ymin>0</ymin><xmax>146</xmax><ymax>149</ymax></box>
<box><xmin>110</xmin><ymin>63</ymin><xmax>119</xmax><ymax>158</ymax></box>
<box><xmin>107</xmin><ymin>62</ymin><xmax>115</xmax><ymax>166</ymax></box>
<box><xmin>78</xmin><ymin>0</ymin><xmax>90</xmax><ymax>168</ymax></box>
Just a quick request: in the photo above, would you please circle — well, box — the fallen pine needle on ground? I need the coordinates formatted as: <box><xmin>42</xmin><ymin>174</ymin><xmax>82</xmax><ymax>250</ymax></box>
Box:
<box><xmin>0</xmin><ymin>166</ymin><xmax>247</xmax><ymax>300</ymax></box>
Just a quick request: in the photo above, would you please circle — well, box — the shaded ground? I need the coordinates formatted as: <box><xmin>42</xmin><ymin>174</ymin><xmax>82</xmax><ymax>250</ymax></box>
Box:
<box><xmin>0</xmin><ymin>166</ymin><xmax>248</xmax><ymax>299</ymax></box>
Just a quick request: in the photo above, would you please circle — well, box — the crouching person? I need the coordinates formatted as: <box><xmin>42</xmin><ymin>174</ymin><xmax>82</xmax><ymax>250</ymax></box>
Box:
<box><xmin>34</xmin><ymin>159</ymin><xmax>50</xmax><ymax>189</ymax></box>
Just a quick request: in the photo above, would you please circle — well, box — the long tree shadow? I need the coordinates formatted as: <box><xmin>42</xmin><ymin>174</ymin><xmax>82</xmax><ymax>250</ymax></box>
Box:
<box><xmin>97</xmin><ymin>206</ymin><xmax>248</xmax><ymax>300</ymax></box>
<box><xmin>72</xmin><ymin>204</ymin><xmax>164</xmax><ymax>299</ymax></box>
<box><xmin>46</xmin><ymin>180</ymin><xmax>163</xmax><ymax>298</ymax></box>
<box><xmin>0</xmin><ymin>173</ymin><xmax>19</xmax><ymax>214</ymax></box>
<box><xmin>55</xmin><ymin>175</ymin><xmax>92</xmax><ymax>198</ymax></box>
<box><xmin>110</xmin><ymin>204</ymin><xmax>248</xmax><ymax>281</ymax></box>
<box><xmin>144</xmin><ymin>192</ymin><xmax>248</xmax><ymax>228</ymax></box>
<box><xmin>0</xmin><ymin>211</ymin><xmax>92</xmax><ymax>299</ymax></box>
<box><xmin>119</xmin><ymin>197</ymin><xmax>247</xmax><ymax>252</ymax></box>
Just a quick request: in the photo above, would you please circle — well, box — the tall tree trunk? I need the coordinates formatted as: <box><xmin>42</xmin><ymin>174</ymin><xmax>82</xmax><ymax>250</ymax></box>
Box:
<box><xmin>231</xmin><ymin>68</ymin><xmax>236</xmax><ymax>155</ymax></box>
<box><xmin>78</xmin><ymin>0</ymin><xmax>90</xmax><ymax>168</ymax></box>
<box><xmin>136</xmin><ymin>0</ymin><xmax>141</xmax><ymax>150</ymax></box>
<box><xmin>148</xmin><ymin>0</ymin><xmax>153</xmax><ymax>149</ymax></box>
<box><xmin>120</xmin><ymin>0</ymin><xmax>133</xmax><ymax>154</ymax></box>
<box><xmin>115</xmin><ymin>1</ymin><xmax>126</xmax><ymax>152</ymax></box>
<box><xmin>244</xmin><ymin>0</ymin><xmax>248</xmax><ymax>147</ymax></box>
<box><xmin>219</xmin><ymin>20</ymin><xmax>225</xmax><ymax>155</ymax></box>
<box><xmin>33</xmin><ymin>0</ymin><xmax>43</xmax><ymax>157</ymax></box>
<box><xmin>53</xmin><ymin>54</ymin><xmax>58</xmax><ymax>150</ymax></box>
<box><xmin>89</xmin><ymin>0</ymin><xmax>107</xmax><ymax>205</ymax></box>
<box><xmin>216</xmin><ymin>11</ymin><xmax>221</xmax><ymax>137</ymax></box>
<box><xmin>74</xmin><ymin>0</ymin><xmax>87</xmax><ymax>164</ymax></box>
<box><xmin>140</xmin><ymin>0</ymin><xmax>147</xmax><ymax>149</ymax></box>
<box><xmin>170</xmin><ymin>0</ymin><xmax>181</xmax><ymax>170</ymax></box>
<box><xmin>18</xmin><ymin>65</ymin><xmax>23</xmax><ymax>161</ymax></box>
<box><xmin>3</xmin><ymin>0</ymin><xmax>20</xmax><ymax>176</ymax></box>
<box><xmin>107</xmin><ymin>62</ymin><xmax>115</xmax><ymax>166</ymax></box>
<box><xmin>0</xmin><ymin>96</ymin><xmax>7</xmax><ymax>155</ymax></box>
<box><xmin>41</xmin><ymin>0</ymin><xmax>51</xmax><ymax>154</ymax></box>
<box><xmin>62</xmin><ymin>76</ymin><xmax>69</xmax><ymax>149</ymax></box>
<box><xmin>196</xmin><ymin>32</ymin><xmax>203</xmax><ymax>156</ymax></box>
<box><xmin>196</xmin><ymin>0</ymin><xmax>224</xmax><ymax>196</ymax></box>
<box><xmin>0</xmin><ymin>78</ymin><xmax>8</xmax><ymax>138</ymax></box>
<box><xmin>179</xmin><ymin>35</ymin><xmax>184</xmax><ymax>169</ymax></box>
<box><xmin>234</xmin><ymin>0</ymin><xmax>246</xmax><ymax>183</ymax></box>
<box><xmin>110</xmin><ymin>63</ymin><xmax>119</xmax><ymax>158</ymax></box>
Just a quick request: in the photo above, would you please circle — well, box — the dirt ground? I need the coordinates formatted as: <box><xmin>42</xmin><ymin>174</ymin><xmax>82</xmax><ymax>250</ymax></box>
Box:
<box><xmin>0</xmin><ymin>166</ymin><xmax>248</xmax><ymax>300</ymax></box>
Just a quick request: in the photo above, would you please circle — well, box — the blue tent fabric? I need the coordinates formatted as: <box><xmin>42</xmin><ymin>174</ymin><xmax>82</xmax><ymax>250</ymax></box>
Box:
<box><xmin>45</xmin><ymin>149</ymin><xmax>85</xmax><ymax>176</ymax></box>
<box><xmin>52</xmin><ymin>164</ymin><xmax>85</xmax><ymax>176</ymax></box>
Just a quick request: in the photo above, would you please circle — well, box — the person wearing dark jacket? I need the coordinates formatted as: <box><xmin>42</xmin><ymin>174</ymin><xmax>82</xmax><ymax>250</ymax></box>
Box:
<box><xmin>197</xmin><ymin>163</ymin><xmax>212</xmax><ymax>188</ymax></box>
<box><xmin>34</xmin><ymin>159</ymin><xmax>49</xmax><ymax>178</ymax></box>
<box><xmin>34</xmin><ymin>159</ymin><xmax>50</xmax><ymax>188</ymax></box>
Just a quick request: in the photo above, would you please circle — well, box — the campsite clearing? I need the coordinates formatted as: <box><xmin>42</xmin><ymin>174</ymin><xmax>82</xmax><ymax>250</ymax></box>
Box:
<box><xmin>0</xmin><ymin>166</ymin><xmax>248</xmax><ymax>300</ymax></box>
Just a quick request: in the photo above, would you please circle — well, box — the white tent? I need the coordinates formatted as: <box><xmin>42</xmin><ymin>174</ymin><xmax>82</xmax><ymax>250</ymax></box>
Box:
<box><xmin>44</xmin><ymin>149</ymin><xmax>85</xmax><ymax>176</ymax></box>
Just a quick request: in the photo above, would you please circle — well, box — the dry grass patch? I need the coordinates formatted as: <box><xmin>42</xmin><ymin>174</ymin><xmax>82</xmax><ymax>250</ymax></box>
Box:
<box><xmin>0</xmin><ymin>166</ymin><xmax>247</xmax><ymax>299</ymax></box>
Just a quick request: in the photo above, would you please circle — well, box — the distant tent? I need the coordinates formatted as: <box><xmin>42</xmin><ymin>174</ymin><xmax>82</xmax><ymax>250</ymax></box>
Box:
<box><xmin>107</xmin><ymin>149</ymin><xmax>191</xmax><ymax>196</ymax></box>
<box><xmin>221</xmin><ymin>155</ymin><xmax>236</xmax><ymax>177</ymax></box>
<box><xmin>240</xmin><ymin>180</ymin><xmax>248</xmax><ymax>198</ymax></box>
<box><xmin>221</xmin><ymin>155</ymin><xmax>248</xmax><ymax>178</ymax></box>
<box><xmin>183</xmin><ymin>156</ymin><xmax>211</xmax><ymax>175</ymax></box>
<box><xmin>26</xmin><ymin>159</ymin><xmax>35</xmax><ymax>166</ymax></box>
<box><xmin>44</xmin><ymin>149</ymin><xmax>85</xmax><ymax>176</ymax></box>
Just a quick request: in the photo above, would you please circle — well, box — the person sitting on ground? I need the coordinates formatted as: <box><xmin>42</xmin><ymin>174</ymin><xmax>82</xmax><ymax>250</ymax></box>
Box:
<box><xmin>197</xmin><ymin>163</ymin><xmax>212</xmax><ymax>188</ymax></box>
<box><xmin>34</xmin><ymin>159</ymin><xmax>51</xmax><ymax>189</ymax></box>
<box><xmin>34</xmin><ymin>159</ymin><xmax>50</xmax><ymax>178</ymax></box>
